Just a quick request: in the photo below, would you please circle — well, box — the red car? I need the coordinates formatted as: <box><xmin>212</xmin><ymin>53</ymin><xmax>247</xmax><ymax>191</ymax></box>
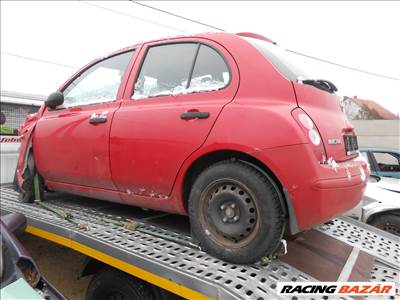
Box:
<box><xmin>17</xmin><ymin>32</ymin><xmax>369</xmax><ymax>263</ymax></box>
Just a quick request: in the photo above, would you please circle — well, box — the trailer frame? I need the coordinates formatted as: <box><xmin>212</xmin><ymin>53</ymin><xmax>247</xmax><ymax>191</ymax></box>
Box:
<box><xmin>1</xmin><ymin>185</ymin><xmax>399</xmax><ymax>300</ymax></box>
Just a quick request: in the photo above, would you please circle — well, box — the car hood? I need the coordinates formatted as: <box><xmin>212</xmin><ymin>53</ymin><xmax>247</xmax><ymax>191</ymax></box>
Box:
<box><xmin>375</xmin><ymin>177</ymin><xmax>400</xmax><ymax>193</ymax></box>
<box><xmin>364</xmin><ymin>181</ymin><xmax>400</xmax><ymax>205</ymax></box>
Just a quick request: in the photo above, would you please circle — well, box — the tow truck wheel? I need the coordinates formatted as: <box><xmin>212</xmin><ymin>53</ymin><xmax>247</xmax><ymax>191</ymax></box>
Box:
<box><xmin>369</xmin><ymin>214</ymin><xmax>400</xmax><ymax>237</ymax></box>
<box><xmin>189</xmin><ymin>161</ymin><xmax>285</xmax><ymax>264</ymax></box>
<box><xmin>86</xmin><ymin>267</ymin><xmax>166</xmax><ymax>300</ymax></box>
<box><xmin>20</xmin><ymin>154</ymin><xmax>45</xmax><ymax>203</ymax></box>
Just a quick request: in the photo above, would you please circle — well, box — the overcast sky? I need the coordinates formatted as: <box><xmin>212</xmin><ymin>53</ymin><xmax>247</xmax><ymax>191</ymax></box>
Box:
<box><xmin>1</xmin><ymin>1</ymin><xmax>399</xmax><ymax>114</ymax></box>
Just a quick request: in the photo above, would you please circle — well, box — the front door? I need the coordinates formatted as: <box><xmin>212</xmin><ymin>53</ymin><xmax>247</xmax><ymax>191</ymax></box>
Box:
<box><xmin>34</xmin><ymin>51</ymin><xmax>134</xmax><ymax>189</ymax></box>
<box><xmin>110</xmin><ymin>40</ymin><xmax>239</xmax><ymax>199</ymax></box>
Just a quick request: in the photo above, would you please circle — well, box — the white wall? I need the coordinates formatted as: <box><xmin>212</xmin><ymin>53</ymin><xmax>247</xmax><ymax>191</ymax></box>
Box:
<box><xmin>0</xmin><ymin>140</ymin><xmax>19</xmax><ymax>184</ymax></box>
<box><xmin>351</xmin><ymin>120</ymin><xmax>400</xmax><ymax>149</ymax></box>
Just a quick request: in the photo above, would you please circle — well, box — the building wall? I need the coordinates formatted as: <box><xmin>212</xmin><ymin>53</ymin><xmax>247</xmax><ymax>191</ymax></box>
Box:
<box><xmin>351</xmin><ymin>120</ymin><xmax>400</xmax><ymax>149</ymax></box>
<box><xmin>343</xmin><ymin>98</ymin><xmax>364</xmax><ymax>120</ymax></box>
<box><xmin>1</xmin><ymin>90</ymin><xmax>44</xmax><ymax>183</ymax></box>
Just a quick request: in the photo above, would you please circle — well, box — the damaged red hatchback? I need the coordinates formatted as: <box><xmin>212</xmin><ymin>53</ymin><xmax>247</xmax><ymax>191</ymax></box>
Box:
<box><xmin>17</xmin><ymin>32</ymin><xmax>369</xmax><ymax>263</ymax></box>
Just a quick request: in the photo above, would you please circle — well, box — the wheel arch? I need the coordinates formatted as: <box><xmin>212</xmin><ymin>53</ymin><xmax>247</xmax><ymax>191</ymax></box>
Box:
<box><xmin>181</xmin><ymin>149</ymin><xmax>297</xmax><ymax>232</ymax></box>
<box><xmin>79</xmin><ymin>256</ymin><xmax>107</xmax><ymax>278</ymax></box>
<box><xmin>366</xmin><ymin>209</ymin><xmax>400</xmax><ymax>224</ymax></box>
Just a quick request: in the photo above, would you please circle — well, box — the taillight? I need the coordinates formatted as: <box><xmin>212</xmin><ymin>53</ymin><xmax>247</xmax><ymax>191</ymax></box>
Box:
<box><xmin>292</xmin><ymin>108</ymin><xmax>327</xmax><ymax>163</ymax></box>
<box><xmin>308</xmin><ymin>128</ymin><xmax>321</xmax><ymax>146</ymax></box>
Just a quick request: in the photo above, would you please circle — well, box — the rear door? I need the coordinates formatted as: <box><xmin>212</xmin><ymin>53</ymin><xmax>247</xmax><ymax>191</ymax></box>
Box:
<box><xmin>34</xmin><ymin>50</ymin><xmax>134</xmax><ymax>189</ymax></box>
<box><xmin>110</xmin><ymin>40</ymin><xmax>239</xmax><ymax>199</ymax></box>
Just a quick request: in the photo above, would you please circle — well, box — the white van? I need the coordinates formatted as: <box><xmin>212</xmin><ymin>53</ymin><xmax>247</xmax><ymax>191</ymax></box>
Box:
<box><xmin>0</xmin><ymin>91</ymin><xmax>44</xmax><ymax>184</ymax></box>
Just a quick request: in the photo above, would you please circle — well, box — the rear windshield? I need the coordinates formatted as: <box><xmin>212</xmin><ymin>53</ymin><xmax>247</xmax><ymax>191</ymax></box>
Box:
<box><xmin>243</xmin><ymin>36</ymin><xmax>310</xmax><ymax>81</ymax></box>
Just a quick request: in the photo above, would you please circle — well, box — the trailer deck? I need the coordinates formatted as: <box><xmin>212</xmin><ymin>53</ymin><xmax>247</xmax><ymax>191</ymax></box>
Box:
<box><xmin>1</xmin><ymin>185</ymin><xmax>399</xmax><ymax>299</ymax></box>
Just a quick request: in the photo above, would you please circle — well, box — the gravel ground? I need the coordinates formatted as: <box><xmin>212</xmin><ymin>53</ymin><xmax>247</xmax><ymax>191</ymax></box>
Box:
<box><xmin>20</xmin><ymin>233</ymin><xmax>91</xmax><ymax>300</ymax></box>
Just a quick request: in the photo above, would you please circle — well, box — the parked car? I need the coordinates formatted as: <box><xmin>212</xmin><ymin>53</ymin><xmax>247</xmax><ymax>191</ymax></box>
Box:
<box><xmin>17</xmin><ymin>32</ymin><xmax>369</xmax><ymax>263</ymax></box>
<box><xmin>0</xmin><ymin>91</ymin><xmax>43</xmax><ymax>184</ymax></box>
<box><xmin>360</xmin><ymin>148</ymin><xmax>400</xmax><ymax>179</ymax></box>
<box><xmin>346</xmin><ymin>175</ymin><xmax>400</xmax><ymax>236</ymax></box>
<box><xmin>0</xmin><ymin>213</ymin><xmax>65</xmax><ymax>299</ymax></box>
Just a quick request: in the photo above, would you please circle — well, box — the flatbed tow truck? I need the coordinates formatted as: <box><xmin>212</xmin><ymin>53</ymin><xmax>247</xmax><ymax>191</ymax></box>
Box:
<box><xmin>1</xmin><ymin>185</ymin><xmax>399</xmax><ymax>299</ymax></box>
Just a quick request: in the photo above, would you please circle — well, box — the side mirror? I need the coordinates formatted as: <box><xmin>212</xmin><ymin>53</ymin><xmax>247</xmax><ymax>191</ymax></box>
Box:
<box><xmin>45</xmin><ymin>92</ymin><xmax>64</xmax><ymax>109</ymax></box>
<box><xmin>368</xmin><ymin>174</ymin><xmax>381</xmax><ymax>183</ymax></box>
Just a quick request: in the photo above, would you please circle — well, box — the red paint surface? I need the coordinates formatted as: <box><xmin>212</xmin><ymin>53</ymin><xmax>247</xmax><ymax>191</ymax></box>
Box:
<box><xmin>18</xmin><ymin>32</ymin><xmax>368</xmax><ymax>231</ymax></box>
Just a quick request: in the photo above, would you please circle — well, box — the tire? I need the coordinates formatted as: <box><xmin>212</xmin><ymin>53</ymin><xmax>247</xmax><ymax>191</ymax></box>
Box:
<box><xmin>20</xmin><ymin>154</ymin><xmax>45</xmax><ymax>203</ymax></box>
<box><xmin>12</xmin><ymin>168</ymin><xmax>20</xmax><ymax>192</ymax></box>
<box><xmin>368</xmin><ymin>214</ymin><xmax>400</xmax><ymax>237</ymax></box>
<box><xmin>189</xmin><ymin>160</ymin><xmax>285</xmax><ymax>264</ymax></box>
<box><xmin>86</xmin><ymin>267</ymin><xmax>165</xmax><ymax>300</ymax></box>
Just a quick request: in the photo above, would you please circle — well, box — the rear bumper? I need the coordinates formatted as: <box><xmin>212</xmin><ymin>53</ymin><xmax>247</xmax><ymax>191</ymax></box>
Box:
<box><xmin>250</xmin><ymin>144</ymin><xmax>369</xmax><ymax>233</ymax></box>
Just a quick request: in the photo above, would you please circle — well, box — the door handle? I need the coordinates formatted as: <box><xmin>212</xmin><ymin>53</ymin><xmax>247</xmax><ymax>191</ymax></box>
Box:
<box><xmin>180</xmin><ymin>111</ymin><xmax>209</xmax><ymax>120</ymax></box>
<box><xmin>89</xmin><ymin>113</ymin><xmax>108</xmax><ymax>124</ymax></box>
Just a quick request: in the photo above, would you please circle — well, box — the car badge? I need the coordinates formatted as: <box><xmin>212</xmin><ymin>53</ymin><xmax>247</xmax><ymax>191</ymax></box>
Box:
<box><xmin>328</xmin><ymin>139</ymin><xmax>341</xmax><ymax>145</ymax></box>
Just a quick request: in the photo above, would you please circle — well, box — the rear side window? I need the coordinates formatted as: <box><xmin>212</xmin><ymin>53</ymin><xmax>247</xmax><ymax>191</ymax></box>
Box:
<box><xmin>63</xmin><ymin>51</ymin><xmax>133</xmax><ymax>108</ymax></box>
<box><xmin>189</xmin><ymin>45</ymin><xmax>230</xmax><ymax>93</ymax></box>
<box><xmin>133</xmin><ymin>43</ymin><xmax>230</xmax><ymax>100</ymax></box>
<box><xmin>0</xmin><ymin>103</ymin><xmax>40</xmax><ymax>136</ymax></box>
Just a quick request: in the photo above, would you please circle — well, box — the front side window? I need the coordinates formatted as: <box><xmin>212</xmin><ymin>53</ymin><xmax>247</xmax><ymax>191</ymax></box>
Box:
<box><xmin>63</xmin><ymin>51</ymin><xmax>133</xmax><ymax>107</ymax></box>
<box><xmin>133</xmin><ymin>43</ymin><xmax>230</xmax><ymax>100</ymax></box>
<box><xmin>372</xmin><ymin>152</ymin><xmax>400</xmax><ymax>172</ymax></box>
<box><xmin>0</xmin><ymin>103</ymin><xmax>40</xmax><ymax>136</ymax></box>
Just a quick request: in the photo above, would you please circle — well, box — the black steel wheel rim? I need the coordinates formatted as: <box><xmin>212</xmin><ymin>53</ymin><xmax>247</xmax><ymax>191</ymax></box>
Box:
<box><xmin>200</xmin><ymin>178</ymin><xmax>260</xmax><ymax>248</ymax></box>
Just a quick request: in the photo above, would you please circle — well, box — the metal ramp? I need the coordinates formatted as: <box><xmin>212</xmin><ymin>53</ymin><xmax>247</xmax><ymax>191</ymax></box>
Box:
<box><xmin>1</xmin><ymin>186</ymin><xmax>399</xmax><ymax>300</ymax></box>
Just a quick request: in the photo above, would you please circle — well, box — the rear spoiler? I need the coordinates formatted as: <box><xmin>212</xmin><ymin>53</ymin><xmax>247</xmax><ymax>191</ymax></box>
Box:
<box><xmin>236</xmin><ymin>32</ymin><xmax>277</xmax><ymax>45</ymax></box>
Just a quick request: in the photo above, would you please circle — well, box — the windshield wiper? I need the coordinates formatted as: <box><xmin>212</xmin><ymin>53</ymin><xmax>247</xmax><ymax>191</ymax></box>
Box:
<box><xmin>298</xmin><ymin>78</ymin><xmax>338</xmax><ymax>93</ymax></box>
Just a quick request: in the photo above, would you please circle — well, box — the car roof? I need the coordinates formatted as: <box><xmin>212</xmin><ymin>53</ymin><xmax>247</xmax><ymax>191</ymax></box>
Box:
<box><xmin>108</xmin><ymin>32</ymin><xmax>275</xmax><ymax>58</ymax></box>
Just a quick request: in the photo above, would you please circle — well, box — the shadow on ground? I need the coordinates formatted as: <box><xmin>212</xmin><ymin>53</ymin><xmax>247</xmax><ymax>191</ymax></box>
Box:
<box><xmin>20</xmin><ymin>233</ymin><xmax>91</xmax><ymax>300</ymax></box>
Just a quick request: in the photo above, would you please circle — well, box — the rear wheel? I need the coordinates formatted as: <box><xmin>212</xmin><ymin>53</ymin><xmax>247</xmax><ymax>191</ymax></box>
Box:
<box><xmin>368</xmin><ymin>214</ymin><xmax>400</xmax><ymax>237</ymax></box>
<box><xmin>189</xmin><ymin>161</ymin><xmax>285</xmax><ymax>264</ymax></box>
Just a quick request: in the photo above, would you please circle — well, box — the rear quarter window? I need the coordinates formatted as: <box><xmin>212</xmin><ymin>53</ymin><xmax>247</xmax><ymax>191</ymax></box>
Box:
<box><xmin>242</xmin><ymin>36</ymin><xmax>309</xmax><ymax>82</ymax></box>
